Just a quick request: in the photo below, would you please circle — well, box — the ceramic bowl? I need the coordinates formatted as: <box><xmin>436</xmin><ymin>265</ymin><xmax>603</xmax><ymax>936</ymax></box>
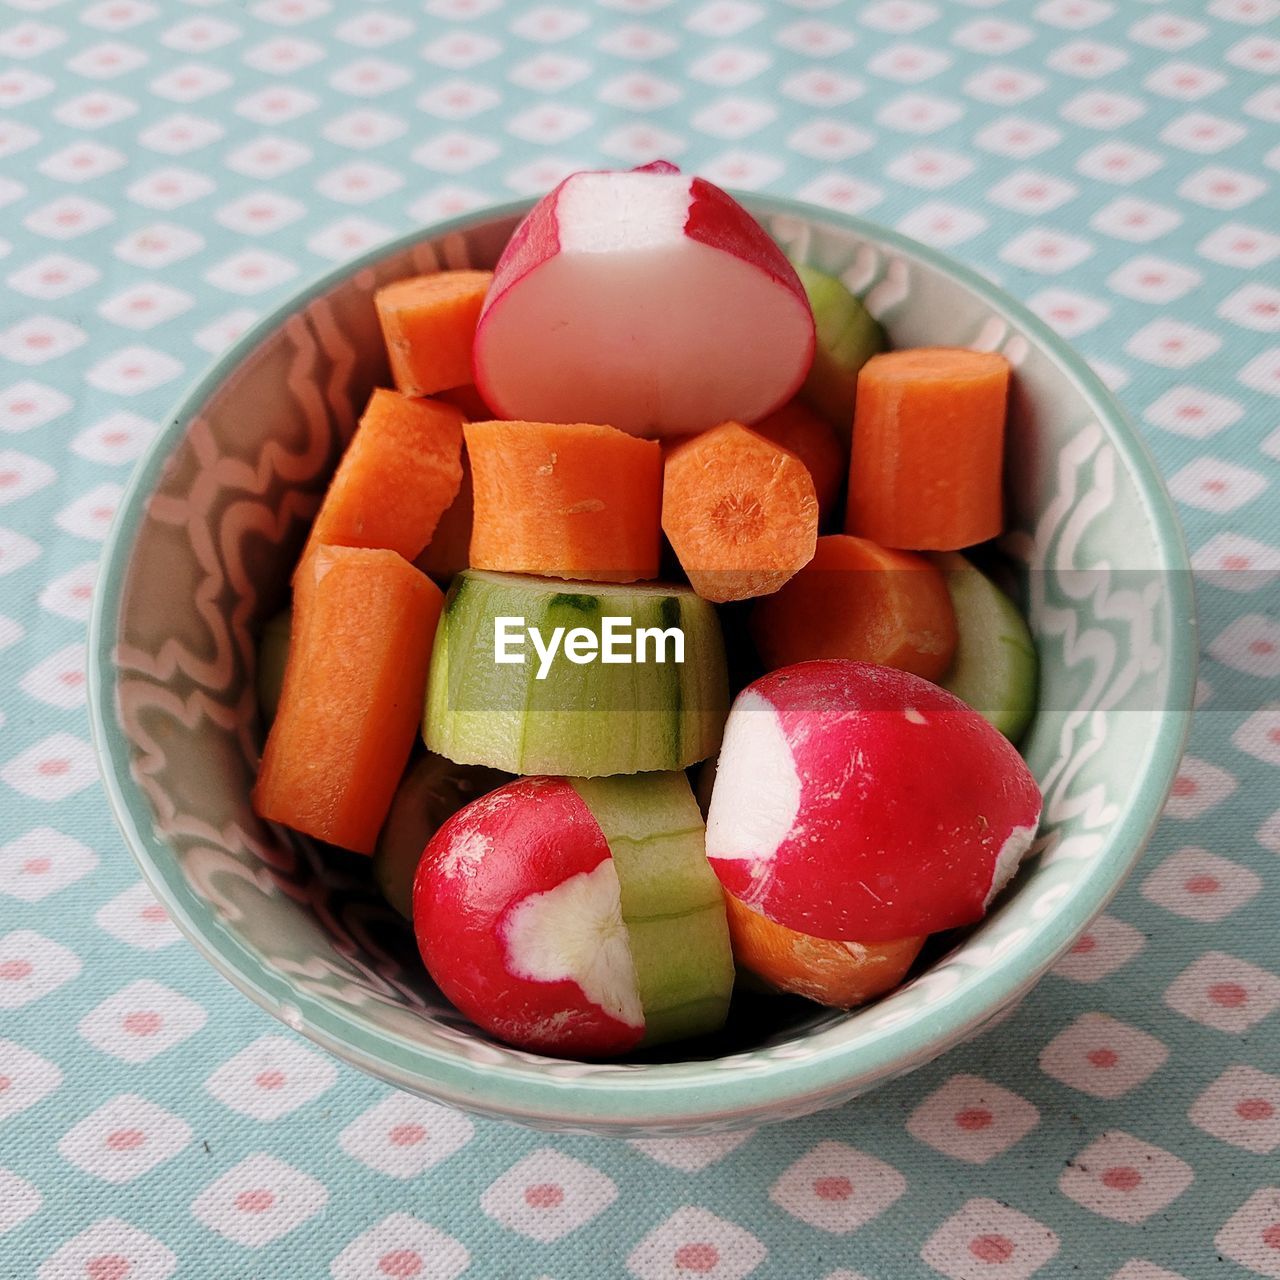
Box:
<box><xmin>89</xmin><ymin>197</ymin><xmax>1195</xmax><ymax>1136</ymax></box>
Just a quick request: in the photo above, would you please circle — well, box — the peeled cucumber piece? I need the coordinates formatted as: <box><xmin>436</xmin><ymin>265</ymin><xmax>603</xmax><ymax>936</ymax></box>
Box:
<box><xmin>256</xmin><ymin>609</ymin><xmax>291</xmax><ymax>724</ymax></box>
<box><xmin>571</xmin><ymin>772</ymin><xmax>733</xmax><ymax>1046</ymax></box>
<box><xmin>424</xmin><ymin>570</ymin><xmax>729</xmax><ymax>777</ymax></box>
<box><xmin>794</xmin><ymin>263</ymin><xmax>885</xmax><ymax>437</ymax></box>
<box><xmin>934</xmin><ymin>552</ymin><xmax>1038</xmax><ymax>742</ymax></box>
<box><xmin>373</xmin><ymin>752</ymin><xmax>508</xmax><ymax>918</ymax></box>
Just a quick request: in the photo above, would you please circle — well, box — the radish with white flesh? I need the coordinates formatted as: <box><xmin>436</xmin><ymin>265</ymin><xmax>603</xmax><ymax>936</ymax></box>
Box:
<box><xmin>472</xmin><ymin>162</ymin><xmax>815</xmax><ymax>438</ymax></box>
<box><xmin>373</xmin><ymin>752</ymin><xmax>508</xmax><ymax>918</ymax></box>
<box><xmin>412</xmin><ymin>772</ymin><xmax>733</xmax><ymax>1057</ymax></box>
<box><xmin>705</xmin><ymin>660</ymin><xmax>1042</xmax><ymax>943</ymax></box>
<box><xmin>423</xmin><ymin>570</ymin><xmax>729</xmax><ymax>777</ymax></box>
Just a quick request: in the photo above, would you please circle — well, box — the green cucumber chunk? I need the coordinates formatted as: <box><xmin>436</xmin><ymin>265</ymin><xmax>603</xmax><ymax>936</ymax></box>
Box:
<box><xmin>373</xmin><ymin>753</ymin><xmax>508</xmax><ymax>918</ymax></box>
<box><xmin>935</xmin><ymin>552</ymin><xmax>1038</xmax><ymax>742</ymax></box>
<box><xmin>570</xmin><ymin>772</ymin><xmax>733</xmax><ymax>1047</ymax></box>
<box><xmin>256</xmin><ymin>609</ymin><xmax>291</xmax><ymax>725</ymax></box>
<box><xmin>424</xmin><ymin>570</ymin><xmax>729</xmax><ymax>777</ymax></box>
<box><xmin>794</xmin><ymin>263</ymin><xmax>886</xmax><ymax>439</ymax></box>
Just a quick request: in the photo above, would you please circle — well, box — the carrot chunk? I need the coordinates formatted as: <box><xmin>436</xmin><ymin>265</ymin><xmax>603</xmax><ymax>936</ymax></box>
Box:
<box><xmin>846</xmin><ymin>347</ymin><xmax>1010</xmax><ymax>550</ymax></box>
<box><xmin>253</xmin><ymin>546</ymin><xmax>443</xmax><ymax>854</ymax></box>
<box><xmin>302</xmin><ymin>388</ymin><xmax>463</xmax><ymax>568</ymax></box>
<box><xmin>750</xmin><ymin>533</ymin><xmax>957</xmax><ymax>680</ymax></box>
<box><xmin>725</xmin><ymin>894</ymin><xmax>924</xmax><ymax>1009</ymax></box>
<box><xmin>466</xmin><ymin>420</ymin><xmax>662</xmax><ymax>582</ymax></box>
<box><xmin>661</xmin><ymin>420</ymin><xmax>818</xmax><ymax>603</ymax></box>
<box><xmin>375</xmin><ymin>270</ymin><xmax>493</xmax><ymax>398</ymax></box>
<box><xmin>751</xmin><ymin>398</ymin><xmax>845</xmax><ymax>523</ymax></box>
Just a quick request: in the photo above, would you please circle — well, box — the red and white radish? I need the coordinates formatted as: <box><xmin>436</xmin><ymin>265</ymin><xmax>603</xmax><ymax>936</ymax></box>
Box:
<box><xmin>413</xmin><ymin>773</ymin><xmax>732</xmax><ymax>1058</ymax></box>
<box><xmin>472</xmin><ymin>162</ymin><xmax>816</xmax><ymax>438</ymax></box>
<box><xmin>705</xmin><ymin>660</ymin><xmax>1042</xmax><ymax>943</ymax></box>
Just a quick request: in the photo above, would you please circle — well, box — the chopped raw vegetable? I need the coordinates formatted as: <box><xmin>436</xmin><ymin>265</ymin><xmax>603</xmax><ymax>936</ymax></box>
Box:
<box><xmin>375</xmin><ymin>270</ymin><xmax>493</xmax><ymax>398</ymax></box>
<box><xmin>750</xmin><ymin>398</ymin><xmax>846</xmax><ymax>524</ymax></box>
<box><xmin>662</xmin><ymin>421</ymin><xmax>819</xmax><ymax>604</ymax></box>
<box><xmin>750</xmin><ymin>534</ymin><xmax>958</xmax><ymax>680</ymax></box>
<box><xmin>415</xmin><ymin>456</ymin><xmax>473</xmax><ymax>584</ymax></box>
<box><xmin>252</xmin><ymin>545</ymin><xmax>443</xmax><ymax>854</ymax></box>
<box><xmin>466</xmin><ymin>419</ymin><xmax>662</xmax><ymax>583</ymax></box>
<box><xmin>302</xmin><ymin>388</ymin><xmax>463</xmax><ymax>568</ymax></box>
<box><xmin>846</xmin><ymin>347</ymin><xmax>1010</xmax><ymax>551</ymax></box>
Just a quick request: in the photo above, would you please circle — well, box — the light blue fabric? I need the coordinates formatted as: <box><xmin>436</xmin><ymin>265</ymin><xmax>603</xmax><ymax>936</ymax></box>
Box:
<box><xmin>1</xmin><ymin>1</ymin><xmax>1277</xmax><ymax>1276</ymax></box>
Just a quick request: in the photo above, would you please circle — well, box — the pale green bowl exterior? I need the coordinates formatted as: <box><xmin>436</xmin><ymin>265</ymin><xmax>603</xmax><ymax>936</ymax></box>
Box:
<box><xmin>89</xmin><ymin>197</ymin><xmax>1196</xmax><ymax>1136</ymax></box>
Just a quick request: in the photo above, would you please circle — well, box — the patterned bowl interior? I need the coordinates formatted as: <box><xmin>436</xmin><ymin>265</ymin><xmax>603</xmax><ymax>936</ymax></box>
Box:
<box><xmin>95</xmin><ymin>199</ymin><xmax>1192</xmax><ymax>1134</ymax></box>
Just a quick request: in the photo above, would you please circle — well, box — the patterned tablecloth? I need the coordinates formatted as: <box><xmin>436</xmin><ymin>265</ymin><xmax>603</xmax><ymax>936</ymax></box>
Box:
<box><xmin>1</xmin><ymin>0</ymin><xmax>1278</xmax><ymax>1276</ymax></box>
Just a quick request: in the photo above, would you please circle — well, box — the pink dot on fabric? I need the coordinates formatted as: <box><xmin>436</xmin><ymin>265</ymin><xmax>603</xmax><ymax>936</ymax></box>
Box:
<box><xmin>1221</xmin><ymin>554</ymin><xmax>1251</xmax><ymax>570</ymax></box>
<box><xmin>86</xmin><ymin>1256</ymin><xmax>131</xmax><ymax>1280</ymax></box>
<box><xmin>123</xmin><ymin>1010</ymin><xmax>162</xmax><ymax>1036</ymax></box>
<box><xmin>1210</xmin><ymin>982</ymin><xmax>1248</xmax><ymax>1008</ymax></box>
<box><xmin>673</xmin><ymin>1242</ymin><xmax>720</xmax><ymax>1272</ymax></box>
<box><xmin>1258</xmin><ymin>1222</ymin><xmax>1280</xmax><ymax>1250</ymax></box>
<box><xmin>0</xmin><ymin>959</ymin><xmax>32</xmax><ymax>981</ymax></box>
<box><xmin>968</xmin><ymin>1234</ymin><xmax>1015</xmax><ymax>1264</ymax></box>
<box><xmin>378</xmin><ymin>1251</ymin><xmax>423</xmax><ymax>1278</ymax></box>
<box><xmin>0</xmin><ymin>1076</ymin><xmax>10</xmax><ymax>1092</ymax></box>
<box><xmin>955</xmin><ymin>1107</ymin><xmax>994</xmax><ymax>1131</ymax></box>
<box><xmin>1087</xmin><ymin>1048</ymin><xmax>1119</xmax><ymax>1069</ymax></box>
<box><xmin>1251</xmin><ymin>640</ymin><xmax>1278</xmax><ymax>657</ymax></box>
<box><xmin>812</xmin><ymin>1175</ymin><xmax>853</xmax><ymax>1201</ymax></box>
<box><xmin>1171</xmin><ymin>775</ymin><xmax>1197</xmax><ymax>796</ymax></box>
<box><xmin>387</xmin><ymin>1123</ymin><xmax>425</xmax><ymax>1147</ymax></box>
<box><xmin>255</xmin><ymin>1070</ymin><xmax>285</xmax><ymax>1090</ymax></box>
<box><xmin>106</xmin><ymin>1128</ymin><xmax>145</xmax><ymax>1151</ymax></box>
<box><xmin>22</xmin><ymin>858</ymin><xmax>51</xmax><ymax>875</ymax></box>
<box><xmin>1236</xmin><ymin>1097</ymin><xmax>1274</xmax><ymax>1122</ymax></box>
<box><xmin>235</xmin><ymin>1188</ymin><xmax>275</xmax><ymax>1214</ymax></box>
<box><xmin>1071</xmin><ymin>934</ymin><xmax>1096</xmax><ymax>954</ymax></box>
<box><xmin>1184</xmin><ymin>875</ymin><xmax>1220</xmax><ymax>895</ymax></box>
<box><xmin>523</xmin><ymin>1183</ymin><xmax>564</xmax><ymax>1209</ymax></box>
<box><xmin>1101</xmin><ymin>1165</ymin><xmax>1142</xmax><ymax>1191</ymax></box>
<box><xmin>140</xmin><ymin>904</ymin><xmax>167</xmax><ymax>922</ymax></box>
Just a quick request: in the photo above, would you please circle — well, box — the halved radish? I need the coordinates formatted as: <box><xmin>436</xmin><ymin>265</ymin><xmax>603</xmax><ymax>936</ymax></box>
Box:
<box><xmin>472</xmin><ymin>164</ymin><xmax>815</xmax><ymax>438</ymax></box>
<box><xmin>705</xmin><ymin>660</ymin><xmax>1042</xmax><ymax>943</ymax></box>
<box><xmin>413</xmin><ymin>772</ymin><xmax>732</xmax><ymax>1058</ymax></box>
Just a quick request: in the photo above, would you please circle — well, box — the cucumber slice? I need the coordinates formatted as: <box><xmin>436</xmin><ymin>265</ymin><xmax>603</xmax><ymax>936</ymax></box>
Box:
<box><xmin>424</xmin><ymin>570</ymin><xmax>729</xmax><ymax>777</ymax></box>
<box><xmin>794</xmin><ymin>263</ymin><xmax>885</xmax><ymax>438</ymax></box>
<box><xmin>373</xmin><ymin>752</ymin><xmax>508</xmax><ymax>918</ymax></box>
<box><xmin>256</xmin><ymin>609</ymin><xmax>291</xmax><ymax>724</ymax></box>
<box><xmin>934</xmin><ymin>552</ymin><xmax>1038</xmax><ymax>742</ymax></box>
<box><xmin>571</xmin><ymin>773</ymin><xmax>733</xmax><ymax>1046</ymax></box>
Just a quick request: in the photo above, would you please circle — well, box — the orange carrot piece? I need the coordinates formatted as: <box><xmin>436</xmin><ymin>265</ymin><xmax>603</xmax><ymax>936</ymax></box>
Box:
<box><xmin>375</xmin><ymin>270</ymin><xmax>493</xmax><ymax>398</ymax></box>
<box><xmin>724</xmin><ymin>894</ymin><xmax>924</xmax><ymax>1009</ymax></box>
<box><xmin>751</xmin><ymin>398</ymin><xmax>845</xmax><ymax>523</ymax></box>
<box><xmin>846</xmin><ymin>347</ymin><xmax>1010</xmax><ymax>550</ymax></box>
<box><xmin>416</xmin><ymin>455</ymin><xmax>473</xmax><ymax>583</ymax></box>
<box><xmin>302</xmin><ymin>388</ymin><xmax>464</xmax><ymax>568</ymax></box>
<box><xmin>750</xmin><ymin>533</ymin><xmax>957</xmax><ymax>680</ymax></box>
<box><xmin>435</xmin><ymin>383</ymin><xmax>493</xmax><ymax>421</ymax></box>
<box><xmin>661</xmin><ymin>420</ymin><xmax>818</xmax><ymax>603</ymax></box>
<box><xmin>253</xmin><ymin>546</ymin><xmax>443</xmax><ymax>854</ymax></box>
<box><xmin>466</xmin><ymin>420</ymin><xmax>662</xmax><ymax>583</ymax></box>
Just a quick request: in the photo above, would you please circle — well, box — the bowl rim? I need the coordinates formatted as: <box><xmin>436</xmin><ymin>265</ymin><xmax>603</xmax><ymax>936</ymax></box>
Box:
<box><xmin>89</xmin><ymin>194</ymin><xmax>1197</xmax><ymax>1131</ymax></box>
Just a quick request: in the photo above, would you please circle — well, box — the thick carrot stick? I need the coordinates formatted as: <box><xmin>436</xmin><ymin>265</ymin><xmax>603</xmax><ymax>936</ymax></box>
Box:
<box><xmin>466</xmin><ymin>420</ymin><xmax>662</xmax><ymax>582</ymax></box>
<box><xmin>253</xmin><ymin>545</ymin><xmax>444</xmax><ymax>854</ymax></box>
<box><xmin>661</xmin><ymin>420</ymin><xmax>818</xmax><ymax>603</ymax></box>
<box><xmin>750</xmin><ymin>533</ymin><xmax>957</xmax><ymax>679</ymax></box>
<box><xmin>375</xmin><ymin>270</ymin><xmax>493</xmax><ymax>398</ymax></box>
<box><xmin>302</xmin><ymin>388</ymin><xmax>464</xmax><ymax>568</ymax></box>
<box><xmin>846</xmin><ymin>348</ymin><xmax>1010</xmax><ymax>550</ymax></box>
<box><xmin>751</xmin><ymin>398</ymin><xmax>845</xmax><ymax>523</ymax></box>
